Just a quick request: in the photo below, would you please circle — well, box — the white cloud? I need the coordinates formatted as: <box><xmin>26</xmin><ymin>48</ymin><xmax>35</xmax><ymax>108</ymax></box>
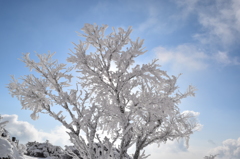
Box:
<box><xmin>132</xmin><ymin>0</ymin><xmax>240</xmax><ymax>69</ymax></box>
<box><xmin>154</xmin><ymin>44</ymin><xmax>209</xmax><ymax>71</ymax></box>
<box><xmin>1</xmin><ymin>114</ymin><xmax>71</xmax><ymax>147</ymax></box>
<box><xmin>154</xmin><ymin>44</ymin><xmax>240</xmax><ymax>72</ymax></box>
<box><xmin>169</xmin><ymin>0</ymin><xmax>240</xmax><ymax>69</ymax></box>
<box><xmin>142</xmin><ymin>142</ymin><xmax>206</xmax><ymax>159</ymax></box>
<box><xmin>208</xmin><ymin>137</ymin><xmax>240</xmax><ymax>159</ymax></box>
<box><xmin>1</xmin><ymin>111</ymin><xmax>204</xmax><ymax>159</ymax></box>
<box><xmin>146</xmin><ymin>139</ymin><xmax>189</xmax><ymax>154</ymax></box>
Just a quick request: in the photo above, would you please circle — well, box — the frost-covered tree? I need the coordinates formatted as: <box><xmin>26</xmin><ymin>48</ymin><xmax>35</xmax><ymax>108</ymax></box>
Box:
<box><xmin>25</xmin><ymin>140</ymin><xmax>64</xmax><ymax>158</ymax></box>
<box><xmin>0</xmin><ymin>115</ymin><xmax>9</xmax><ymax>134</ymax></box>
<box><xmin>8</xmin><ymin>24</ymin><xmax>200</xmax><ymax>159</ymax></box>
<box><xmin>0</xmin><ymin>115</ymin><xmax>26</xmax><ymax>159</ymax></box>
<box><xmin>0</xmin><ymin>115</ymin><xmax>12</xmax><ymax>158</ymax></box>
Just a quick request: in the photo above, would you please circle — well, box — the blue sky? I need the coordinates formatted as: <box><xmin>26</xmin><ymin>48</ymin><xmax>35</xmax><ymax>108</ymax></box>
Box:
<box><xmin>1</xmin><ymin>0</ymin><xmax>240</xmax><ymax>158</ymax></box>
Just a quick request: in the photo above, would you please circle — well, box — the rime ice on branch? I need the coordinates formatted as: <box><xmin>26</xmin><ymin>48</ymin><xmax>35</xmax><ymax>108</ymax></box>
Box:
<box><xmin>8</xmin><ymin>24</ymin><xmax>200</xmax><ymax>159</ymax></box>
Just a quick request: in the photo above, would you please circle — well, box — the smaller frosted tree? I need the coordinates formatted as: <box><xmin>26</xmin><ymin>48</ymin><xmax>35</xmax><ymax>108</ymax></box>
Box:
<box><xmin>0</xmin><ymin>115</ymin><xmax>9</xmax><ymax>133</ymax></box>
<box><xmin>8</xmin><ymin>24</ymin><xmax>200</xmax><ymax>159</ymax></box>
<box><xmin>0</xmin><ymin>115</ymin><xmax>26</xmax><ymax>159</ymax></box>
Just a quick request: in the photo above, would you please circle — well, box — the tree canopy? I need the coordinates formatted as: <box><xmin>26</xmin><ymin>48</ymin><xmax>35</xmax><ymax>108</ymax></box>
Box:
<box><xmin>8</xmin><ymin>24</ymin><xmax>200</xmax><ymax>159</ymax></box>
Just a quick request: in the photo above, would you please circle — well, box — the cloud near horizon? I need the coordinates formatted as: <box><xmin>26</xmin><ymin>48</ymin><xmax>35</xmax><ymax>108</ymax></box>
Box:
<box><xmin>1</xmin><ymin>114</ymin><xmax>71</xmax><ymax>147</ymax></box>
<box><xmin>1</xmin><ymin>111</ymin><xmax>202</xmax><ymax>157</ymax></box>
<box><xmin>208</xmin><ymin>137</ymin><xmax>240</xmax><ymax>159</ymax></box>
<box><xmin>143</xmin><ymin>140</ymin><xmax>206</xmax><ymax>159</ymax></box>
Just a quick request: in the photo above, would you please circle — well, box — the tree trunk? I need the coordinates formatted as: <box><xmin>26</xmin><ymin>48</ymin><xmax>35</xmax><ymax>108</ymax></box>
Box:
<box><xmin>119</xmin><ymin>131</ymin><xmax>132</xmax><ymax>159</ymax></box>
<box><xmin>119</xmin><ymin>138</ymin><xmax>128</xmax><ymax>159</ymax></box>
<box><xmin>133</xmin><ymin>148</ymin><xmax>140</xmax><ymax>159</ymax></box>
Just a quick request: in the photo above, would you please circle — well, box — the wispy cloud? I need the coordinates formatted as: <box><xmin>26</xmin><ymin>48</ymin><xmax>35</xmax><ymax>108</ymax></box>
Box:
<box><xmin>154</xmin><ymin>44</ymin><xmax>209</xmax><ymax>71</ymax></box>
<box><xmin>154</xmin><ymin>44</ymin><xmax>240</xmax><ymax>72</ymax></box>
<box><xmin>146</xmin><ymin>0</ymin><xmax>240</xmax><ymax>70</ymax></box>
<box><xmin>174</xmin><ymin>0</ymin><xmax>199</xmax><ymax>18</ymax></box>
<box><xmin>136</xmin><ymin>5</ymin><xmax>162</xmax><ymax>34</ymax></box>
<box><xmin>1</xmin><ymin>114</ymin><xmax>71</xmax><ymax>147</ymax></box>
<box><xmin>175</xmin><ymin>0</ymin><xmax>240</xmax><ymax>47</ymax></box>
<box><xmin>136</xmin><ymin>3</ymin><xmax>185</xmax><ymax>35</ymax></box>
<box><xmin>196</xmin><ymin>0</ymin><xmax>240</xmax><ymax>46</ymax></box>
<box><xmin>214</xmin><ymin>51</ymin><xmax>232</xmax><ymax>65</ymax></box>
<box><xmin>214</xmin><ymin>51</ymin><xmax>240</xmax><ymax>65</ymax></box>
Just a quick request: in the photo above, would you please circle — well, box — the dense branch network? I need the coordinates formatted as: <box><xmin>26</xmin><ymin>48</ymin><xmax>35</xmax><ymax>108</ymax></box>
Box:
<box><xmin>8</xmin><ymin>24</ymin><xmax>200</xmax><ymax>159</ymax></box>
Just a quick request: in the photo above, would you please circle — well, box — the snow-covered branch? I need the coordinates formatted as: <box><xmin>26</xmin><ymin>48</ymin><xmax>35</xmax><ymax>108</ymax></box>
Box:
<box><xmin>8</xmin><ymin>24</ymin><xmax>200</xmax><ymax>159</ymax></box>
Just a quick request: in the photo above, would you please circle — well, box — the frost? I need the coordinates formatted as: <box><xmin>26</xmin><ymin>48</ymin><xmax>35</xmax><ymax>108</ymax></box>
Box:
<box><xmin>0</xmin><ymin>115</ymin><xmax>26</xmax><ymax>159</ymax></box>
<box><xmin>8</xmin><ymin>24</ymin><xmax>200</xmax><ymax>159</ymax></box>
<box><xmin>25</xmin><ymin>141</ymin><xmax>64</xmax><ymax>158</ymax></box>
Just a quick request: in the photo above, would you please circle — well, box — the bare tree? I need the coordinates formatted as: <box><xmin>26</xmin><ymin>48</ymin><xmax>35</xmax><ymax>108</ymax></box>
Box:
<box><xmin>8</xmin><ymin>24</ymin><xmax>200</xmax><ymax>159</ymax></box>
